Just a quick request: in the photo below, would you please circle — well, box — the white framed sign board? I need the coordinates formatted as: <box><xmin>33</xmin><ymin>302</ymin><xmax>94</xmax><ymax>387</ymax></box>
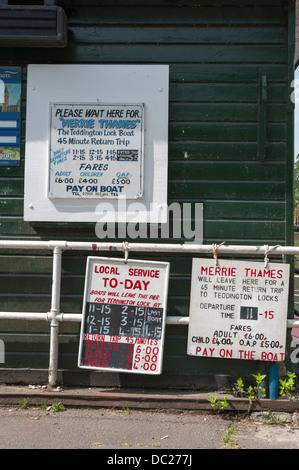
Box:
<box><xmin>78</xmin><ymin>257</ymin><xmax>170</xmax><ymax>374</ymax></box>
<box><xmin>187</xmin><ymin>259</ymin><xmax>290</xmax><ymax>362</ymax></box>
<box><xmin>24</xmin><ymin>65</ymin><xmax>169</xmax><ymax>223</ymax></box>
<box><xmin>48</xmin><ymin>103</ymin><xmax>144</xmax><ymax>200</ymax></box>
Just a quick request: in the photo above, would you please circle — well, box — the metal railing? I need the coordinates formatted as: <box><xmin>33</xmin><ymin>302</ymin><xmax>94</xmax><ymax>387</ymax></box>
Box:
<box><xmin>0</xmin><ymin>239</ymin><xmax>298</xmax><ymax>386</ymax></box>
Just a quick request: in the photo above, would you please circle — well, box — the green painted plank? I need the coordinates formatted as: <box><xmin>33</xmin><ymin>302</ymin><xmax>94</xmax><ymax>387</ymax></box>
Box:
<box><xmin>0</xmin><ymin>220</ymin><xmax>40</xmax><ymax>237</ymax></box>
<box><xmin>203</xmin><ymin>200</ymin><xmax>285</xmax><ymax>220</ymax></box>
<box><xmin>170</xmin><ymin>83</ymin><xmax>286</xmax><ymax>102</ymax></box>
<box><xmin>169</xmin><ymin>122</ymin><xmax>285</xmax><ymax>142</ymax></box>
<box><xmin>0</xmin><ymin>295</ymin><xmax>52</xmax><ymax>313</ymax></box>
<box><xmin>0</xmin><ymin>333</ymin><xmax>83</xmax><ymax>355</ymax></box>
<box><xmin>166</xmin><ymin>200</ymin><xmax>285</xmax><ymax>220</ymax></box>
<box><xmin>0</xmin><ymin>214</ymin><xmax>286</xmax><ymax>237</ymax></box>
<box><xmin>0</xmin><ymin>198</ymin><xmax>285</xmax><ymax>220</ymax></box>
<box><xmin>0</xmin><ymin>199</ymin><xmax>23</xmax><ymax>216</ymax></box>
<box><xmin>0</xmin><ymin>320</ymin><xmax>51</xmax><ymax>334</ymax></box>
<box><xmin>154</xmin><ymin>218</ymin><xmax>285</xmax><ymax>240</ymax></box>
<box><xmin>0</xmin><ymin>180</ymin><xmax>23</xmax><ymax>197</ymax></box>
<box><xmin>0</xmin><ymin>353</ymin><xmax>49</xmax><ymax>368</ymax></box>
<box><xmin>152</xmin><ymin>199</ymin><xmax>285</xmax><ymax>220</ymax></box>
<box><xmin>0</xmin><ymin>334</ymin><xmax>50</xmax><ymax>353</ymax></box>
<box><xmin>0</xmin><ymin>219</ymin><xmax>99</xmax><ymax>237</ymax></box>
<box><xmin>65</xmin><ymin>6</ymin><xmax>287</xmax><ymax>25</ymax></box>
<box><xmin>203</xmin><ymin>237</ymin><xmax>286</xmax><ymax>245</ymax></box>
<box><xmin>169</xmin><ymin>103</ymin><xmax>286</xmax><ymax>122</ymax></box>
<box><xmin>169</xmin><ymin>65</ymin><xmax>286</xmax><ymax>83</ymax></box>
<box><xmin>0</xmin><ymin>44</ymin><xmax>286</xmax><ymax>64</ymax></box>
<box><xmin>0</xmin><ymin>162</ymin><xmax>24</xmax><ymax>178</ymax></box>
<box><xmin>65</xmin><ymin>44</ymin><xmax>287</xmax><ymax>64</ymax></box>
<box><xmin>168</xmin><ymin>161</ymin><xmax>285</xmax><ymax>180</ymax></box>
<box><xmin>203</xmin><ymin>220</ymin><xmax>285</xmax><ymax>239</ymax></box>
<box><xmin>61</xmin><ymin>0</ymin><xmax>285</xmax><ymax>7</ymax></box>
<box><xmin>168</xmin><ymin>142</ymin><xmax>286</xmax><ymax>160</ymax></box>
<box><xmin>69</xmin><ymin>25</ymin><xmax>286</xmax><ymax>44</ymax></box>
<box><xmin>0</xmin><ymin>275</ymin><xmax>53</xmax><ymax>294</ymax></box>
<box><xmin>0</xmin><ymin>255</ymin><xmax>54</xmax><ymax>274</ymax></box>
<box><xmin>169</xmin><ymin>181</ymin><xmax>285</xmax><ymax>200</ymax></box>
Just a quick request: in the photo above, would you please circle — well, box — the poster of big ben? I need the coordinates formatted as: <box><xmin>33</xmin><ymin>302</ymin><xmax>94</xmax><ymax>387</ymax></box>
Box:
<box><xmin>0</xmin><ymin>67</ymin><xmax>21</xmax><ymax>166</ymax></box>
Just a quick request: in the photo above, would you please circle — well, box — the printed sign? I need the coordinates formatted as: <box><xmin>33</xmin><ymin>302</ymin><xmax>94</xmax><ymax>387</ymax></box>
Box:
<box><xmin>78</xmin><ymin>257</ymin><xmax>170</xmax><ymax>374</ymax></box>
<box><xmin>0</xmin><ymin>67</ymin><xmax>21</xmax><ymax>166</ymax></box>
<box><xmin>187</xmin><ymin>259</ymin><xmax>290</xmax><ymax>361</ymax></box>
<box><xmin>48</xmin><ymin>103</ymin><xmax>144</xmax><ymax>199</ymax></box>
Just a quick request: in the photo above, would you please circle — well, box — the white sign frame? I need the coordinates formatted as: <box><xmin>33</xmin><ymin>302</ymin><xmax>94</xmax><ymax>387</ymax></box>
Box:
<box><xmin>78</xmin><ymin>257</ymin><xmax>170</xmax><ymax>375</ymax></box>
<box><xmin>187</xmin><ymin>259</ymin><xmax>290</xmax><ymax>362</ymax></box>
<box><xmin>48</xmin><ymin>102</ymin><xmax>144</xmax><ymax>200</ymax></box>
<box><xmin>24</xmin><ymin>65</ymin><xmax>169</xmax><ymax>223</ymax></box>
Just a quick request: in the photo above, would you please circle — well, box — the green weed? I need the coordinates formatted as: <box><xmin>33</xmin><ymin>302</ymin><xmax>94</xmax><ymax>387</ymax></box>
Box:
<box><xmin>279</xmin><ymin>372</ymin><xmax>296</xmax><ymax>400</ymax></box>
<box><xmin>222</xmin><ymin>424</ymin><xmax>241</xmax><ymax>449</ymax></box>
<box><xmin>50</xmin><ymin>402</ymin><xmax>66</xmax><ymax>412</ymax></box>
<box><xmin>207</xmin><ymin>394</ymin><xmax>228</xmax><ymax>412</ymax></box>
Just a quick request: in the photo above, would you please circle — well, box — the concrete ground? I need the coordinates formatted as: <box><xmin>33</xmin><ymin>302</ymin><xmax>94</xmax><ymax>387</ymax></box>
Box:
<box><xmin>1</xmin><ymin>384</ymin><xmax>299</xmax><ymax>449</ymax></box>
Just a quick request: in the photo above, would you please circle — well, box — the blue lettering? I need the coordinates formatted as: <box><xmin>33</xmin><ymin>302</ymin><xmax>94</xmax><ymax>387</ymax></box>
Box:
<box><xmin>98</xmin><ymin>119</ymin><xmax>140</xmax><ymax>129</ymax></box>
<box><xmin>66</xmin><ymin>185</ymin><xmax>84</xmax><ymax>192</ymax></box>
<box><xmin>86</xmin><ymin>185</ymin><xmax>98</xmax><ymax>192</ymax></box>
<box><xmin>59</xmin><ymin>118</ymin><xmax>94</xmax><ymax>129</ymax></box>
<box><xmin>100</xmin><ymin>186</ymin><xmax>124</xmax><ymax>193</ymax></box>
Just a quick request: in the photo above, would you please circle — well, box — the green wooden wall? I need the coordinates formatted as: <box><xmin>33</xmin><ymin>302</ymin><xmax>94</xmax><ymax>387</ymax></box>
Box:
<box><xmin>0</xmin><ymin>0</ymin><xmax>295</xmax><ymax>388</ymax></box>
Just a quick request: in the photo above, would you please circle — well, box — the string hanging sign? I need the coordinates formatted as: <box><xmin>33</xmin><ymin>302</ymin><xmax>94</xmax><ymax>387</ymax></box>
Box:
<box><xmin>187</xmin><ymin>258</ymin><xmax>290</xmax><ymax>362</ymax></box>
<box><xmin>78</xmin><ymin>256</ymin><xmax>170</xmax><ymax>374</ymax></box>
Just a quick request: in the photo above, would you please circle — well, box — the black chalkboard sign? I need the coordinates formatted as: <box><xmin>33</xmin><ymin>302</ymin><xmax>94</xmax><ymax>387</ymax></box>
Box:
<box><xmin>78</xmin><ymin>257</ymin><xmax>169</xmax><ymax>374</ymax></box>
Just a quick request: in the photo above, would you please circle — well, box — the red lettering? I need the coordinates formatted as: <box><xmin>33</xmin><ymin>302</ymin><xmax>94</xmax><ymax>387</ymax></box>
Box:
<box><xmin>195</xmin><ymin>347</ymin><xmax>215</xmax><ymax>357</ymax></box>
<box><xmin>95</xmin><ymin>265</ymin><xmax>120</xmax><ymax>275</ymax></box>
<box><xmin>200</xmin><ymin>266</ymin><xmax>236</xmax><ymax>276</ymax></box>
<box><xmin>238</xmin><ymin>350</ymin><xmax>255</xmax><ymax>360</ymax></box>
<box><xmin>128</xmin><ymin>268</ymin><xmax>160</xmax><ymax>278</ymax></box>
<box><xmin>219</xmin><ymin>349</ymin><xmax>233</xmax><ymax>358</ymax></box>
<box><xmin>244</xmin><ymin>268</ymin><xmax>284</xmax><ymax>279</ymax></box>
<box><xmin>261</xmin><ymin>351</ymin><xmax>285</xmax><ymax>361</ymax></box>
<box><xmin>124</xmin><ymin>279</ymin><xmax>150</xmax><ymax>290</ymax></box>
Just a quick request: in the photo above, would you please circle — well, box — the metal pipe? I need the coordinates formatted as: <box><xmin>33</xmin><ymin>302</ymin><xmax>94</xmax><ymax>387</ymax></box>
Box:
<box><xmin>1</xmin><ymin>312</ymin><xmax>299</xmax><ymax>328</ymax></box>
<box><xmin>48</xmin><ymin>246</ymin><xmax>62</xmax><ymax>387</ymax></box>
<box><xmin>0</xmin><ymin>312</ymin><xmax>82</xmax><ymax>322</ymax></box>
<box><xmin>0</xmin><ymin>312</ymin><xmax>50</xmax><ymax>321</ymax></box>
<box><xmin>258</xmin><ymin>362</ymin><xmax>268</xmax><ymax>398</ymax></box>
<box><xmin>1</xmin><ymin>240</ymin><xmax>299</xmax><ymax>256</ymax></box>
<box><xmin>269</xmin><ymin>363</ymin><xmax>280</xmax><ymax>399</ymax></box>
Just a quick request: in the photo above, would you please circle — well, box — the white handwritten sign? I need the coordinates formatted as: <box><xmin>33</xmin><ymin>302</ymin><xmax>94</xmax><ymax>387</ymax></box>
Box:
<box><xmin>48</xmin><ymin>103</ymin><xmax>144</xmax><ymax>199</ymax></box>
<box><xmin>78</xmin><ymin>257</ymin><xmax>170</xmax><ymax>374</ymax></box>
<box><xmin>187</xmin><ymin>259</ymin><xmax>290</xmax><ymax>361</ymax></box>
